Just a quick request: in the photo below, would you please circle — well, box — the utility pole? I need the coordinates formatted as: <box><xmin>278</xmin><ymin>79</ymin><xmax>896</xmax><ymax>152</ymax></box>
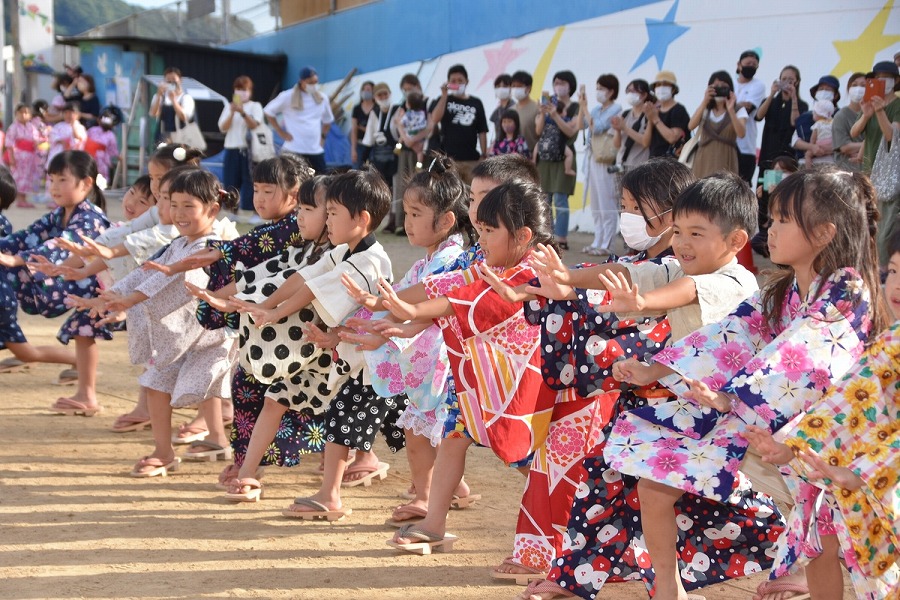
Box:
<box><xmin>222</xmin><ymin>0</ymin><xmax>230</xmax><ymax>44</ymax></box>
<box><xmin>9</xmin><ymin>0</ymin><xmax>23</xmax><ymax>108</ymax></box>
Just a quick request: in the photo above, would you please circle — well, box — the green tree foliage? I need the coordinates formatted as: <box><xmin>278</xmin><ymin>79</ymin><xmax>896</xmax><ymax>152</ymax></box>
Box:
<box><xmin>54</xmin><ymin>0</ymin><xmax>138</xmax><ymax>36</ymax></box>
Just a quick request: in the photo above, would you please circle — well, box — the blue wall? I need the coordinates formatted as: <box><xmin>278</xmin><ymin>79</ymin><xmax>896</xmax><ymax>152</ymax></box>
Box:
<box><xmin>229</xmin><ymin>0</ymin><xmax>661</xmax><ymax>87</ymax></box>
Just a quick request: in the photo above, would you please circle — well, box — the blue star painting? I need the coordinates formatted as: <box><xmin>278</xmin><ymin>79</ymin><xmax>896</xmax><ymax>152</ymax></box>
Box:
<box><xmin>630</xmin><ymin>0</ymin><xmax>691</xmax><ymax>72</ymax></box>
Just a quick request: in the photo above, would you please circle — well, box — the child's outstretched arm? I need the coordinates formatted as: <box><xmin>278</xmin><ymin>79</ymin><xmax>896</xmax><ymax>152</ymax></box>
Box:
<box><xmin>99</xmin><ymin>289</ymin><xmax>148</xmax><ymax>313</ymax></box>
<box><xmin>342</xmin><ymin>272</ymin><xmax>430</xmax><ymax>311</ymax></box>
<box><xmin>598</xmin><ymin>270</ymin><xmax>697</xmax><ymax>314</ymax></box>
<box><xmin>477</xmin><ymin>264</ymin><xmax>535</xmax><ymax>303</ymax></box>
<box><xmin>78</xmin><ymin>235</ymin><xmax>129</xmax><ymax>260</ymax></box>
<box><xmin>612</xmin><ymin>357</ymin><xmax>675</xmax><ymax>386</ymax></box>
<box><xmin>231</xmin><ymin>273</ymin><xmax>316</xmax><ymax>328</ymax></box>
<box><xmin>530</xmin><ymin>242</ymin><xmax>627</xmax><ymax>293</ymax></box>
<box><xmin>185</xmin><ymin>281</ymin><xmax>240</xmax><ymax>313</ymax></box>
<box><xmin>379</xmin><ymin>278</ymin><xmax>452</xmax><ymax>321</ymax></box>
<box><xmin>143</xmin><ymin>247</ymin><xmax>223</xmax><ymax>276</ymax></box>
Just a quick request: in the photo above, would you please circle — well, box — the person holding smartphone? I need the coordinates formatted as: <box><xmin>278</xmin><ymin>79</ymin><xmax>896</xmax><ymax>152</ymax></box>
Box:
<box><xmin>688</xmin><ymin>70</ymin><xmax>748</xmax><ymax>178</ymax></box>
<box><xmin>218</xmin><ymin>75</ymin><xmax>263</xmax><ymax>222</ymax></box>
<box><xmin>149</xmin><ymin>66</ymin><xmax>195</xmax><ymax>144</ymax></box>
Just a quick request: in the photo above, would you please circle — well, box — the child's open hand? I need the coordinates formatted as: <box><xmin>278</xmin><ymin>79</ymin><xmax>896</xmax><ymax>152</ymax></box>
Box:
<box><xmin>78</xmin><ymin>234</ymin><xmax>115</xmax><ymax>260</ymax></box>
<box><xmin>683</xmin><ymin>377</ymin><xmax>731</xmax><ymax>412</ymax></box>
<box><xmin>97</xmin><ymin>310</ymin><xmax>127</xmax><ymax>328</ymax></box>
<box><xmin>338</xmin><ymin>329</ymin><xmax>388</xmax><ymax>351</ymax></box>
<box><xmin>54</xmin><ymin>236</ymin><xmax>91</xmax><ymax>258</ymax></box>
<box><xmin>529</xmin><ymin>243</ymin><xmax>571</xmax><ymax>285</ymax></box>
<box><xmin>304</xmin><ymin>322</ymin><xmax>341</xmax><ymax>349</ymax></box>
<box><xmin>185</xmin><ymin>282</ymin><xmax>239</xmax><ymax>313</ymax></box>
<box><xmin>742</xmin><ymin>425</ymin><xmax>792</xmax><ymax>465</ymax></box>
<box><xmin>612</xmin><ymin>358</ymin><xmax>656</xmax><ymax>386</ymax></box>
<box><xmin>65</xmin><ymin>294</ymin><xmax>103</xmax><ymax>314</ymax></box>
<box><xmin>98</xmin><ymin>290</ymin><xmax>132</xmax><ymax>313</ymax></box>
<box><xmin>597</xmin><ymin>271</ymin><xmax>644</xmax><ymax>312</ymax></box>
<box><xmin>341</xmin><ymin>273</ymin><xmax>379</xmax><ymax>309</ymax></box>
<box><xmin>142</xmin><ymin>260</ymin><xmax>175</xmax><ymax>276</ymax></box>
<box><xmin>378</xmin><ymin>278</ymin><xmax>418</xmax><ymax>321</ymax></box>
<box><xmin>796</xmin><ymin>447</ymin><xmax>864</xmax><ymax>491</ymax></box>
<box><xmin>477</xmin><ymin>264</ymin><xmax>529</xmax><ymax>303</ymax></box>
<box><xmin>26</xmin><ymin>255</ymin><xmax>64</xmax><ymax>277</ymax></box>
<box><xmin>230</xmin><ymin>297</ymin><xmax>276</xmax><ymax>328</ymax></box>
<box><xmin>371</xmin><ymin>319</ymin><xmax>429</xmax><ymax>339</ymax></box>
<box><xmin>173</xmin><ymin>248</ymin><xmax>223</xmax><ymax>272</ymax></box>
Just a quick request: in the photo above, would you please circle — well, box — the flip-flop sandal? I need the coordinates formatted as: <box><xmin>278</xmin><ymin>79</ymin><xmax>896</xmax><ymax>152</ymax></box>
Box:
<box><xmin>282</xmin><ymin>497</ymin><xmax>351</xmax><ymax>521</ymax></box>
<box><xmin>387</xmin><ymin>524</ymin><xmax>457</xmax><ymax>555</ymax></box>
<box><xmin>341</xmin><ymin>461</ymin><xmax>390</xmax><ymax>488</ymax></box>
<box><xmin>521</xmin><ymin>580</ymin><xmax>575</xmax><ymax>599</ymax></box>
<box><xmin>110</xmin><ymin>415</ymin><xmax>152</xmax><ymax>433</ymax></box>
<box><xmin>224</xmin><ymin>477</ymin><xmax>263</xmax><ymax>502</ymax></box>
<box><xmin>490</xmin><ymin>556</ymin><xmax>548</xmax><ymax>585</ymax></box>
<box><xmin>55</xmin><ymin>368</ymin><xmax>79</xmax><ymax>386</ymax></box>
<box><xmin>215</xmin><ymin>465</ymin><xmax>265</xmax><ymax>490</ymax></box>
<box><xmin>0</xmin><ymin>357</ymin><xmax>28</xmax><ymax>373</ymax></box>
<box><xmin>172</xmin><ymin>424</ymin><xmax>209</xmax><ymax>444</ymax></box>
<box><xmin>50</xmin><ymin>397</ymin><xmax>102</xmax><ymax>417</ymax></box>
<box><xmin>753</xmin><ymin>580</ymin><xmax>811</xmax><ymax>600</ymax></box>
<box><xmin>130</xmin><ymin>456</ymin><xmax>181</xmax><ymax>478</ymax></box>
<box><xmin>385</xmin><ymin>504</ymin><xmax>428</xmax><ymax>527</ymax></box>
<box><xmin>450</xmin><ymin>493</ymin><xmax>482</xmax><ymax>509</ymax></box>
<box><xmin>183</xmin><ymin>441</ymin><xmax>233</xmax><ymax>462</ymax></box>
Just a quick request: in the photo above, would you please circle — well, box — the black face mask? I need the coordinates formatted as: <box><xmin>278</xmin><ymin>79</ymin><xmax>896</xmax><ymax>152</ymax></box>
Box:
<box><xmin>740</xmin><ymin>66</ymin><xmax>757</xmax><ymax>80</ymax></box>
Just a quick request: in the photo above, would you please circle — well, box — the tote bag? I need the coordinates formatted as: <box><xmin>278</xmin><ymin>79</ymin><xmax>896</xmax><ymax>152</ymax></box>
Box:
<box><xmin>171</xmin><ymin>117</ymin><xmax>207</xmax><ymax>152</ymax></box>
<box><xmin>871</xmin><ymin>123</ymin><xmax>900</xmax><ymax>202</ymax></box>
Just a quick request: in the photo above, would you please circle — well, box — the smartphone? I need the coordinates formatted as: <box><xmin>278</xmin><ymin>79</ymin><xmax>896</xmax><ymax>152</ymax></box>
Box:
<box><xmin>232</xmin><ymin>93</ymin><xmax>243</xmax><ymax>106</ymax></box>
<box><xmin>447</xmin><ymin>83</ymin><xmax>460</xmax><ymax>93</ymax></box>
<box><xmin>541</xmin><ymin>91</ymin><xmax>551</xmax><ymax>105</ymax></box>
<box><xmin>864</xmin><ymin>78</ymin><xmax>885</xmax><ymax>103</ymax></box>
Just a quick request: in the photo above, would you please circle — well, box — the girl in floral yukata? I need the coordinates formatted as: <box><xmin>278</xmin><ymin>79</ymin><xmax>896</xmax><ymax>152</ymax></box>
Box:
<box><xmin>741</xmin><ymin>230</ymin><xmax>900</xmax><ymax>600</ymax></box>
<box><xmin>604</xmin><ymin>165</ymin><xmax>889</xmax><ymax>600</ymax></box>
<box><xmin>379</xmin><ymin>179</ymin><xmax>560</xmax><ymax>553</ymax></box>
<box><xmin>0</xmin><ymin>151</ymin><xmax>110</xmax><ymax>414</ymax></box>
<box><xmin>338</xmin><ymin>154</ymin><xmax>474</xmax><ymax>524</ymax></box>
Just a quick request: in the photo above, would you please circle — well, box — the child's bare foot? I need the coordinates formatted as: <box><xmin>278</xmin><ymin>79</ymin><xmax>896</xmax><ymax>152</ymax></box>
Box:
<box><xmin>342</xmin><ymin>451</ymin><xmax>382</xmax><ymax>484</ymax></box>
<box><xmin>112</xmin><ymin>409</ymin><xmax>152</xmax><ymax>432</ymax></box>
<box><xmin>283</xmin><ymin>491</ymin><xmax>343</xmax><ymax>515</ymax></box>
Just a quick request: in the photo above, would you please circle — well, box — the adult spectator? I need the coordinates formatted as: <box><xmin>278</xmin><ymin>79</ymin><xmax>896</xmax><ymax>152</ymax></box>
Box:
<box><xmin>851</xmin><ymin>60</ymin><xmax>900</xmax><ymax>264</ymax></box>
<box><xmin>489</xmin><ymin>73</ymin><xmax>515</xmax><ymax>145</ymax></box>
<box><xmin>792</xmin><ymin>75</ymin><xmax>840</xmax><ymax>161</ymax></box>
<box><xmin>734</xmin><ymin>50</ymin><xmax>766</xmax><ymax>183</ymax></box>
<box><xmin>365</xmin><ymin>83</ymin><xmax>399</xmax><ymax>195</ymax></box>
<box><xmin>264</xmin><ymin>66</ymin><xmax>334</xmax><ymax>174</ymax></box>
<box><xmin>75</xmin><ymin>74</ymin><xmax>100</xmax><ymax>129</ymax></box>
<box><xmin>218</xmin><ymin>75</ymin><xmax>263</xmax><ymax>220</ymax></box>
<box><xmin>688</xmin><ymin>70</ymin><xmax>747</xmax><ymax>178</ymax></box>
<box><xmin>431</xmin><ymin>64</ymin><xmax>489</xmax><ymax>183</ymax></box>
<box><xmin>350</xmin><ymin>81</ymin><xmax>375</xmax><ymax>167</ymax></box>
<box><xmin>534</xmin><ymin>70</ymin><xmax>580</xmax><ymax>249</ymax></box>
<box><xmin>610</xmin><ymin>78</ymin><xmax>652</xmax><ymax>173</ymax></box>
<box><xmin>753</xmin><ymin>65</ymin><xmax>807</xmax><ymax>254</ymax></box>
<box><xmin>46</xmin><ymin>74</ymin><xmax>73</xmax><ymax>124</ymax></box>
<box><xmin>511</xmin><ymin>70</ymin><xmax>539</xmax><ymax>151</ymax></box>
<box><xmin>831</xmin><ymin>72</ymin><xmax>866</xmax><ymax>171</ymax></box>
<box><xmin>149</xmin><ymin>67</ymin><xmax>196</xmax><ymax>145</ymax></box>
<box><xmin>578</xmin><ymin>74</ymin><xmax>622</xmax><ymax>256</ymax></box>
<box><xmin>643</xmin><ymin>71</ymin><xmax>690</xmax><ymax>158</ymax></box>
<box><xmin>387</xmin><ymin>74</ymin><xmax>432</xmax><ymax>233</ymax></box>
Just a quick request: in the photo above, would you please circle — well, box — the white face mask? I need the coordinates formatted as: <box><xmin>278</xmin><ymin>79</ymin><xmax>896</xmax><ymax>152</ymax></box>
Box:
<box><xmin>655</xmin><ymin>86</ymin><xmax>673</xmax><ymax>101</ymax></box>
<box><xmin>815</xmin><ymin>90</ymin><xmax>834</xmax><ymax>102</ymax></box>
<box><xmin>495</xmin><ymin>87</ymin><xmax>511</xmax><ymax>100</ymax></box>
<box><xmin>620</xmin><ymin>211</ymin><xmax>669</xmax><ymax>251</ymax></box>
<box><xmin>596</xmin><ymin>90</ymin><xmax>609</xmax><ymax>104</ymax></box>
<box><xmin>554</xmin><ymin>85</ymin><xmax>569</xmax><ymax>98</ymax></box>
<box><xmin>235</xmin><ymin>90</ymin><xmax>251</xmax><ymax>102</ymax></box>
<box><xmin>881</xmin><ymin>77</ymin><xmax>896</xmax><ymax>95</ymax></box>
<box><xmin>450</xmin><ymin>84</ymin><xmax>467</xmax><ymax>96</ymax></box>
<box><xmin>511</xmin><ymin>87</ymin><xmax>528</xmax><ymax>101</ymax></box>
<box><xmin>100</xmin><ymin>116</ymin><xmax>114</xmax><ymax>126</ymax></box>
<box><xmin>377</xmin><ymin>97</ymin><xmax>391</xmax><ymax>110</ymax></box>
<box><xmin>848</xmin><ymin>85</ymin><xmax>866</xmax><ymax>103</ymax></box>
<box><xmin>625</xmin><ymin>92</ymin><xmax>642</xmax><ymax>107</ymax></box>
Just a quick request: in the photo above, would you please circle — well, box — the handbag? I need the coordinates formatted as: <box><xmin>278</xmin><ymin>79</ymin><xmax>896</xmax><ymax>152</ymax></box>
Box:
<box><xmin>171</xmin><ymin>117</ymin><xmax>207</xmax><ymax>152</ymax></box>
<box><xmin>871</xmin><ymin>123</ymin><xmax>900</xmax><ymax>202</ymax></box>
<box><xmin>247</xmin><ymin>123</ymin><xmax>275</xmax><ymax>163</ymax></box>
<box><xmin>591</xmin><ymin>131</ymin><xmax>617</xmax><ymax>164</ymax></box>
<box><xmin>678</xmin><ymin>111</ymin><xmax>705</xmax><ymax>168</ymax></box>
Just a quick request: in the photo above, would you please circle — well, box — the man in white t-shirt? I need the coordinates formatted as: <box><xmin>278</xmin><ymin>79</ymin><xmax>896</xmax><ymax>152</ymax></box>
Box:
<box><xmin>733</xmin><ymin>50</ymin><xmax>766</xmax><ymax>184</ymax></box>
<box><xmin>264</xmin><ymin>66</ymin><xmax>334</xmax><ymax>173</ymax></box>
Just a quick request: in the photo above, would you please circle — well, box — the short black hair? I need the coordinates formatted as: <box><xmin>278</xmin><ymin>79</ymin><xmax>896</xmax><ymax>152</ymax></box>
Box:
<box><xmin>477</xmin><ymin>180</ymin><xmax>554</xmax><ymax>250</ymax></box>
<box><xmin>131</xmin><ymin>174</ymin><xmax>152</xmax><ymax>201</ymax></box>
<box><xmin>406</xmin><ymin>91</ymin><xmax>426</xmax><ymax>112</ymax></box>
<box><xmin>500</xmin><ymin>109</ymin><xmax>521</xmax><ymax>138</ymax></box>
<box><xmin>552</xmin><ymin>70</ymin><xmax>577</xmax><ymax>96</ymax></box>
<box><xmin>299</xmin><ymin>174</ymin><xmax>332</xmax><ymax>208</ymax></box>
<box><xmin>494</xmin><ymin>74</ymin><xmax>512</xmax><ymax>87</ymax></box>
<box><xmin>472</xmin><ymin>153</ymin><xmax>539</xmax><ymax>185</ymax></box>
<box><xmin>673</xmin><ymin>171</ymin><xmax>758</xmax><ymax>237</ymax></box>
<box><xmin>169</xmin><ymin>168</ymin><xmax>239</xmax><ymax>211</ymax></box>
<box><xmin>596</xmin><ymin>74</ymin><xmax>619</xmax><ymax>100</ymax></box>
<box><xmin>511</xmin><ymin>70</ymin><xmax>533</xmax><ymax>88</ymax></box>
<box><xmin>253</xmin><ymin>153</ymin><xmax>312</xmax><ymax>190</ymax></box>
<box><xmin>326</xmin><ymin>166</ymin><xmax>390</xmax><ymax>231</ymax></box>
<box><xmin>448</xmin><ymin>64</ymin><xmax>469</xmax><ymax>81</ymax></box>
<box><xmin>622</xmin><ymin>158</ymin><xmax>695</xmax><ymax>223</ymax></box>
<box><xmin>740</xmin><ymin>50</ymin><xmax>760</xmax><ymax>62</ymax></box>
<box><xmin>0</xmin><ymin>165</ymin><xmax>17</xmax><ymax>211</ymax></box>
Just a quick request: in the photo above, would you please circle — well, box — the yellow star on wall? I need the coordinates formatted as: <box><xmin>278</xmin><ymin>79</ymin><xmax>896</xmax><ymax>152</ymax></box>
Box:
<box><xmin>831</xmin><ymin>0</ymin><xmax>900</xmax><ymax>78</ymax></box>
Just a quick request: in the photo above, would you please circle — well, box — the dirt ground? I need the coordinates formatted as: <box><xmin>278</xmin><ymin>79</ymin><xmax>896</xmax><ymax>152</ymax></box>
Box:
<box><xmin>0</xmin><ymin>200</ymin><xmax>854</xmax><ymax>600</ymax></box>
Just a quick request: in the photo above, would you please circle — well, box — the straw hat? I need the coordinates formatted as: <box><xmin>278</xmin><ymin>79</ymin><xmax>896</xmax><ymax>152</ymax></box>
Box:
<box><xmin>651</xmin><ymin>71</ymin><xmax>679</xmax><ymax>94</ymax></box>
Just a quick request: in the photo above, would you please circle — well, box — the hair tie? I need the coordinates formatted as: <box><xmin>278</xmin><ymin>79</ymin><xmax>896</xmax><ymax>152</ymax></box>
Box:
<box><xmin>157</xmin><ymin>142</ymin><xmax>168</xmax><ymax>150</ymax></box>
<box><xmin>172</xmin><ymin>147</ymin><xmax>187</xmax><ymax>162</ymax></box>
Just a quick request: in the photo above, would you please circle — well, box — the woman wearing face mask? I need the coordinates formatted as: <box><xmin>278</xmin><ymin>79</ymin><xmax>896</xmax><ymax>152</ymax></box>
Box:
<box><xmin>511</xmin><ymin>70</ymin><xmax>539</xmax><ymax>150</ymax></box>
<box><xmin>792</xmin><ymin>75</ymin><xmax>840</xmax><ymax>162</ymax></box>
<box><xmin>831</xmin><ymin>72</ymin><xmax>866</xmax><ymax>171</ymax></box>
<box><xmin>534</xmin><ymin>70</ymin><xmax>580</xmax><ymax>249</ymax></box>
<box><xmin>577</xmin><ymin>74</ymin><xmax>622</xmax><ymax>256</ymax></box>
<box><xmin>75</xmin><ymin>75</ymin><xmax>100</xmax><ymax>129</ymax></box>
<box><xmin>687</xmin><ymin>70</ymin><xmax>748</xmax><ymax>179</ymax></box>
<box><xmin>753</xmin><ymin>65</ymin><xmax>807</xmax><ymax>256</ymax></box>
<box><xmin>388</xmin><ymin>74</ymin><xmax>432</xmax><ymax>233</ymax></box>
<box><xmin>364</xmin><ymin>82</ymin><xmax>400</xmax><ymax>195</ymax></box>
<box><xmin>218</xmin><ymin>75</ymin><xmax>263</xmax><ymax>221</ymax></box>
<box><xmin>350</xmin><ymin>81</ymin><xmax>375</xmax><ymax>168</ymax></box>
<box><xmin>642</xmin><ymin>71</ymin><xmax>690</xmax><ymax>159</ymax></box>
<box><xmin>489</xmin><ymin>73</ymin><xmax>516</xmax><ymax>147</ymax></box>
<box><xmin>149</xmin><ymin>66</ymin><xmax>196</xmax><ymax>145</ymax></box>
<box><xmin>609</xmin><ymin>79</ymin><xmax>652</xmax><ymax>176</ymax></box>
